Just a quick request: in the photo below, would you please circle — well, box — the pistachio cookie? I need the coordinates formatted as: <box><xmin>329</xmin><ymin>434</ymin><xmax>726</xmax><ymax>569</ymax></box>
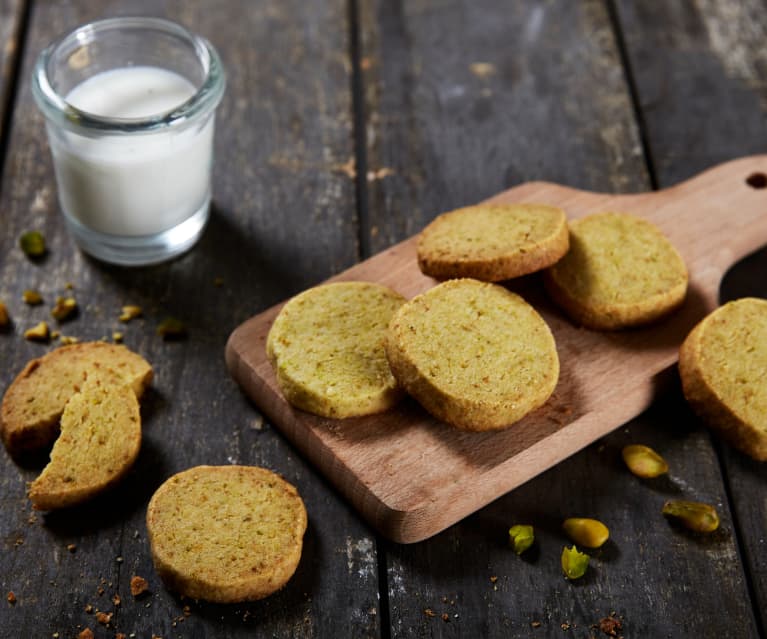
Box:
<box><xmin>28</xmin><ymin>380</ymin><xmax>141</xmax><ymax>510</ymax></box>
<box><xmin>147</xmin><ymin>465</ymin><xmax>308</xmax><ymax>603</ymax></box>
<box><xmin>679</xmin><ymin>297</ymin><xmax>767</xmax><ymax>461</ymax></box>
<box><xmin>385</xmin><ymin>278</ymin><xmax>559</xmax><ymax>431</ymax></box>
<box><xmin>266</xmin><ymin>281</ymin><xmax>406</xmax><ymax>418</ymax></box>
<box><xmin>417</xmin><ymin>203</ymin><xmax>569</xmax><ymax>281</ymax></box>
<box><xmin>1</xmin><ymin>342</ymin><xmax>152</xmax><ymax>455</ymax></box>
<box><xmin>544</xmin><ymin>212</ymin><xmax>687</xmax><ymax>330</ymax></box>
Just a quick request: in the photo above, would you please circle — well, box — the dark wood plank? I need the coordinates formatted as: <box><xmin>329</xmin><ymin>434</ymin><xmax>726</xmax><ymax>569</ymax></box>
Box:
<box><xmin>359</xmin><ymin>0</ymin><xmax>759</xmax><ymax>636</ymax></box>
<box><xmin>0</xmin><ymin>2</ymin><xmax>381</xmax><ymax>638</ymax></box>
<box><xmin>0</xmin><ymin>0</ymin><xmax>25</xmax><ymax>141</ymax></box>
<box><xmin>615</xmin><ymin>0</ymin><xmax>767</xmax><ymax>632</ymax></box>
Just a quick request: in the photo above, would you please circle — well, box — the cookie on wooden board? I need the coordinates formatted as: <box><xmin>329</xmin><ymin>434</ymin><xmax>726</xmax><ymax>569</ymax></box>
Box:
<box><xmin>266</xmin><ymin>281</ymin><xmax>406</xmax><ymax>418</ymax></box>
<box><xmin>679</xmin><ymin>297</ymin><xmax>767</xmax><ymax>461</ymax></box>
<box><xmin>28</xmin><ymin>380</ymin><xmax>141</xmax><ymax>510</ymax></box>
<box><xmin>543</xmin><ymin>211</ymin><xmax>688</xmax><ymax>330</ymax></box>
<box><xmin>417</xmin><ymin>203</ymin><xmax>569</xmax><ymax>281</ymax></box>
<box><xmin>385</xmin><ymin>278</ymin><xmax>559</xmax><ymax>431</ymax></box>
<box><xmin>1</xmin><ymin>342</ymin><xmax>152</xmax><ymax>455</ymax></box>
<box><xmin>146</xmin><ymin>465</ymin><xmax>308</xmax><ymax>603</ymax></box>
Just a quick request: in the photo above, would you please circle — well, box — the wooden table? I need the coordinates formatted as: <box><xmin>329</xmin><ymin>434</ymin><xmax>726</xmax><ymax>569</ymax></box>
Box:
<box><xmin>0</xmin><ymin>2</ymin><xmax>765</xmax><ymax>637</ymax></box>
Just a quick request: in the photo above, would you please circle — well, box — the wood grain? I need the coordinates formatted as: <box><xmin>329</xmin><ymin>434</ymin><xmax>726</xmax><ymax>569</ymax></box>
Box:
<box><xmin>0</xmin><ymin>2</ymin><xmax>381</xmax><ymax>638</ymax></box>
<box><xmin>616</xmin><ymin>0</ymin><xmax>767</xmax><ymax>632</ymax></box>
<box><xmin>227</xmin><ymin>155</ymin><xmax>767</xmax><ymax>544</ymax></box>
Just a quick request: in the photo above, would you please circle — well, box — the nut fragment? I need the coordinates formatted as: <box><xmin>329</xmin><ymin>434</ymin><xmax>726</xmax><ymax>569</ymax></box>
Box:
<box><xmin>622</xmin><ymin>444</ymin><xmax>668</xmax><ymax>478</ymax></box>
<box><xmin>130</xmin><ymin>575</ymin><xmax>149</xmax><ymax>597</ymax></box>
<box><xmin>508</xmin><ymin>524</ymin><xmax>535</xmax><ymax>555</ymax></box>
<box><xmin>51</xmin><ymin>296</ymin><xmax>77</xmax><ymax>321</ymax></box>
<box><xmin>19</xmin><ymin>230</ymin><xmax>46</xmax><ymax>258</ymax></box>
<box><xmin>561</xmin><ymin>545</ymin><xmax>589</xmax><ymax>580</ymax></box>
<box><xmin>119</xmin><ymin>305</ymin><xmax>142</xmax><ymax>322</ymax></box>
<box><xmin>24</xmin><ymin>321</ymin><xmax>49</xmax><ymax>342</ymax></box>
<box><xmin>22</xmin><ymin>290</ymin><xmax>43</xmax><ymax>305</ymax></box>
<box><xmin>59</xmin><ymin>335</ymin><xmax>79</xmax><ymax>345</ymax></box>
<box><xmin>0</xmin><ymin>301</ymin><xmax>9</xmax><ymax>328</ymax></box>
<box><xmin>95</xmin><ymin>610</ymin><xmax>112</xmax><ymax>625</ymax></box>
<box><xmin>563</xmin><ymin>518</ymin><xmax>609</xmax><ymax>549</ymax></box>
<box><xmin>112</xmin><ymin>331</ymin><xmax>124</xmax><ymax>343</ymax></box>
<box><xmin>157</xmin><ymin>317</ymin><xmax>187</xmax><ymax>340</ymax></box>
<box><xmin>662</xmin><ymin>500</ymin><xmax>719</xmax><ymax>533</ymax></box>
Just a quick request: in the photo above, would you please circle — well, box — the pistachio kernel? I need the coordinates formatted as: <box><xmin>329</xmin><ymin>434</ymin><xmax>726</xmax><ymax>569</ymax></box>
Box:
<box><xmin>508</xmin><ymin>524</ymin><xmax>534</xmax><ymax>555</ymax></box>
<box><xmin>19</xmin><ymin>230</ymin><xmax>46</xmax><ymax>258</ymax></box>
<box><xmin>119</xmin><ymin>305</ymin><xmax>142</xmax><ymax>322</ymax></box>
<box><xmin>622</xmin><ymin>444</ymin><xmax>669</xmax><ymax>478</ymax></box>
<box><xmin>563</xmin><ymin>518</ymin><xmax>609</xmax><ymax>549</ymax></box>
<box><xmin>0</xmin><ymin>301</ymin><xmax>9</xmax><ymax>328</ymax></box>
<box><xmin>24</xmin><ymin>321</ymin><xmax>50</xmax><ymax>342</ymax></box>
<box><xmin>51</xmin><ymin>296</ymin><xmax>77</xmax><ymax>321</ymax></box>
<box><xmin>157</xmin><ymin>317</ymin><xmax>187</xmax><ymax>340</ymax></box>
<box><xmin>561</xmin><ymin>545</ymin><xmax>589</xmax><ymax>580</ymax></box>
<box><xmin>22</xmin><ymin>290</ymin><xmax>44</xmax><ymax>305</ymax></box>
<box><xmin>662</xmin><ymin>500</ymin><xmax>720</xmax><ymax>533</ymax></box>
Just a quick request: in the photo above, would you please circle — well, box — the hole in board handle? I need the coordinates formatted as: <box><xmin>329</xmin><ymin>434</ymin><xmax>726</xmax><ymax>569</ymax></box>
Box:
<box><xmin>745</xmin><ymin>172</ymin><xmax>767</xmax><ymax>189</ymax></box>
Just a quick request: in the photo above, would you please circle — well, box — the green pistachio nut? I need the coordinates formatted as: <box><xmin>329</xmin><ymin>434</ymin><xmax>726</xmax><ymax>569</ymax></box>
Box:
<box><xmin>508</xmin><ymin>524</ymin><xmax>534</xmax><ymax>555</ymax></box>
<box><xmin>562</xmin><ymin>518</ymin><xmax>609</xmax><ymax>549</ymax></box>
<box><xmin>662</xmin><ymin>500</ymin><xmax>719</xmax><ymax>533</ymax></box>
<box><xmin>622</xmin><ymin>444</ymin><xmax>669</xmax><ymax>478</ymax></box>
<box><xmin>561</xmin><ymin>545</ymin><xmax>589</xmax><ymax>580</ymax></box>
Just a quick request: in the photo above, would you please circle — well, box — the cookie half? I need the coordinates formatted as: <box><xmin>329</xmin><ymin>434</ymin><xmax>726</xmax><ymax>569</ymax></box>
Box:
<box><xmin>146</xmin><ymin>465</ymin><xmax>308</xmax><ymax>603</ymax></box>
<box><xmin>28</xmin><ymin>380</ymin><xmax>141</xmax><ymax>510</ymax></box>
<box><xmin>385</xmin><ymin>278</ymin><xmax>559</xmax><ymax>431</ymax></box>
<box><xmin>1</xmin><ymin>342</ymin><xmax>152</xmax><ymax>455</ymax></box>
<box><xmin>544</xmin><ymin>212</ymin><xmax>688</xmax><ymax>329</ymax></box>
<box><xmin>417</xmin><ymin>203</ymin><xmax>569</xmax><ymax>281</ymax></box>
<box><xmin>266</xmin><ymin>281</ymin><xmax>406</xmax><ymax>418</ymax></box>
<box><xmin>679</xmin><ymin>297</ymin><xmax>767</xmax><ymax>461</ymax></box>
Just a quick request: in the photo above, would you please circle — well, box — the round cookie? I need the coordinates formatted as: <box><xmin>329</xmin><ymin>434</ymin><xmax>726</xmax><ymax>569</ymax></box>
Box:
<box><xmin>266</xmin><ymin>281</ymin><xmax>406</xmax><ymax>418</ymax></box>
<box><xmin>679</xmin><ymin>297</ymin><xmax>767</xmax><ymax>461</ymax></box>
<box><xmin>543</xmin><ymin>211</ymin><xmax>688</xmax><ymax>330</ymax></box>
<box><xmin>28</xmin><ymin>380</ymin><xmax>141</xmax><ymax>510</ymax></box>
<box><xmin>146</xmin><ymin>465</ymin><xmax>308</xmax><ymax>603</ymax></box>
<box><xmin>1</xmin><ymin>342</ymin><xmax>152</xmax><ymax>455</ymax></box>
<box><xmin>417</xmin><ymin>203</ymin><xmax>569</xmax><ymax>281</ymax></box>
<box><xmin>385</xmin><ymin>278</ymin><xmax>559</xmax><ymax>431</ymax></box>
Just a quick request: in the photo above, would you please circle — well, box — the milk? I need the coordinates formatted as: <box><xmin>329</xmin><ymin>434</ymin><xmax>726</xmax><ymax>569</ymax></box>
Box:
<box><xmin>49</xmin><ymin>66</ymin><xmax>214</xmax><ymax>237</ymax></box>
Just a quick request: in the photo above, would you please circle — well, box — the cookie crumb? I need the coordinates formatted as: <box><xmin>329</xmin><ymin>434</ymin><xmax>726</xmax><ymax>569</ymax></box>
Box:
<box><xmin>130</xmin><ymin>575</ymin><xmax>149</xmax><ymax>597</ymax></box>
<box><xmin>489</xmin><ymin>575</ymin><xmax>498</xmax><ymax>583</ymax></box>
<box><xmin>78</xmin><ymin>630</ymin><xmax>94</xmax><ymax>639</ymax></box>
<box><xmin>424</xmin><ymin>608</ymin><xmax>436</xmax><ymax>618</ymax></box>
<box><xmin>595</xmin><ymin>614</ymin><xmax>623</xmax><ymax>636</ymax></box>
<box><xmin>96</xmin><ymin>611</ymin><xmax>113</xmax><ymax>625</ymax></box>
<box><xmin>84</xmin><ymin>604</ymin><xmax>94</xmax><ymax>613</ymax></box>
<box><xmin>112</xmin><ymin>594</ymin><xmax>121</xmax><ymax>606</ymax></box>
<box><xmin>67</xmin><ymin>543</ymin><xmax>77</xmax><ymax>553</ymax></box>
<box><xmin>531</xmin><ymin>620</ymin><xmax>542</xmax><ymax>628</ymax></box>
<box><xmin>7</xmin><ymin>591</ymin><xmax>16</xmax><ymax>604</ymax></box>
<box><xmin>441</xmin><ymin>613</ymin><xmax>450</xmax><ymax>622</ymax></box>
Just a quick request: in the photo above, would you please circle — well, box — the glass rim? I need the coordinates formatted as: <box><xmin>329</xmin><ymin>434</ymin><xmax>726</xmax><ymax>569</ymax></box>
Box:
<box><xmin>31</xmin><ymin>16</ymin><xmax>226</xmax><ymax>134</ymax></box>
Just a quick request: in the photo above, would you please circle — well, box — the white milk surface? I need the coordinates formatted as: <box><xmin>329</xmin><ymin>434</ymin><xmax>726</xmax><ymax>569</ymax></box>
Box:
<box><xmin>52</xmin><ymin>66</ymin><xmax>214</xmax><ymax>236</ymax></box>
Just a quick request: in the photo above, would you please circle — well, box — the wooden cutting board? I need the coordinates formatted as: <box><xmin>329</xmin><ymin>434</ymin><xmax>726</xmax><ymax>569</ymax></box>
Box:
<box><xmin>225</xmin><ymin>156</ymin><xmax>767</xmax><ymax>543</ymax></box>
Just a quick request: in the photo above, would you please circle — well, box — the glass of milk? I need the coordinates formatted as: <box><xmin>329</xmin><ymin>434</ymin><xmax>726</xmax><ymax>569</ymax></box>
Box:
<box><xmin>31</xmin><ymin>17</ymin><xmax>225</xmax><ymax>265</ymax></box>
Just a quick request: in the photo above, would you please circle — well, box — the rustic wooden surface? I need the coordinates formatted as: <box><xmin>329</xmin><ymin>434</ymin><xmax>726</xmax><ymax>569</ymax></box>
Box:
<box><xmin>0</xmin><ymin>1</ymin><xmax>765</xmax><ymax>638</ymax></box>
